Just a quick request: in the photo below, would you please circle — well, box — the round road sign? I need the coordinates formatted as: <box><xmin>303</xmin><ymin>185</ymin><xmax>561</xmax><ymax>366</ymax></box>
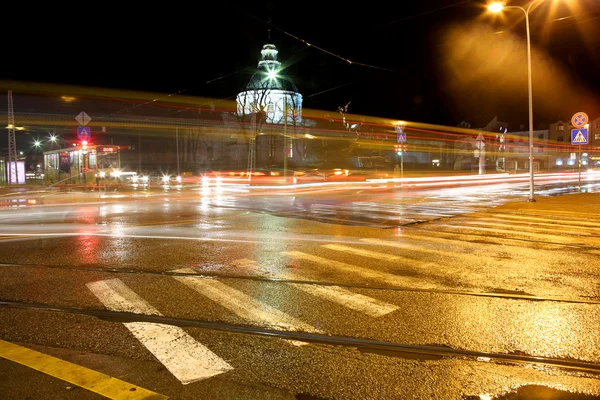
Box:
<box><xmin>571</xmin><ymin>112</ymin><xmax>589</xmax><ymax>128</ymax></box>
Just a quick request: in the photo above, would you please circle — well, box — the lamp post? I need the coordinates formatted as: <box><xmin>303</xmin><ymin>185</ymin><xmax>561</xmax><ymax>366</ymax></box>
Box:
<box><xmin>488</xmin><ymin>0</ymin><xmax>545</xmax><ymax>202</ymax></box>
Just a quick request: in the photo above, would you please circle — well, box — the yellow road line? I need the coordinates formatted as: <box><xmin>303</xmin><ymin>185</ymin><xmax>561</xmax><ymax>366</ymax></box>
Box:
<box><xmin>0</xmin><ymin>340</ymin><xmax>168</xmax><ymax>400</ymax></box>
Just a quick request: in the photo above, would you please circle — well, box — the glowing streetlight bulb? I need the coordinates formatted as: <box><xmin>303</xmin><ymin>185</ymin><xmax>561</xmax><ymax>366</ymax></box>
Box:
<box><xmin>488</xmin><ymin>2</ymin><xmax>504</xmax><ymax>12</ymax></box>
<box><xmin>33</xmin><ymin>140</ymin><xmax>41</xmax><ymax>147</ymax></box>
<box><xmin>49</xmin><ymin>135</ymin><xmax>57</xmax><ymax>142</ymax></box>
<box><xmin>267</xmin><ymin>70</ymin><xmax>277</xmax><ymax>80</ymax></box>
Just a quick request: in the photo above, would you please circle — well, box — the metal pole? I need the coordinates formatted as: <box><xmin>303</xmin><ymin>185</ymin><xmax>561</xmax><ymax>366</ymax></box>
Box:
<box><xmin>401</xmin><ymin>153</ymin><xmax>404</xmax><ymax>187</ymax></box>
<box><xmin>7</xmin><ymin>91</ymin><xmax>18</xmax><ymax>185</ymax></box>
<box><xmin>578</xmin><ymin>145</ymin><xmax>581</xmax><ymax>193</ymax></box>
<box><xmin>479</xmin><ymin>144</ymin><xmax>485</xmax><ymax>175</ymax></box>
<box><xmin>176</xmin><ymin>127</ymin><xmax>180</xmax><ymax>176</ymax></box>
<box><xmin>525</xmin><ymin>7</ymin><xmax>535</xmax><ymax>202</ymax></box>
<box><xmin>138</xmin><ymin>129</ymin><xmax>141</xmax><ymax>173</ymax></box>
<box><xmin>283</xmin><ymin>101</ymin><xmax>288</xmax><ymax>181</ymax></box>
<box><xmin>499</xmin><ymin>1</ymin><xmax>543</xmax><ymax>200</ymax></box>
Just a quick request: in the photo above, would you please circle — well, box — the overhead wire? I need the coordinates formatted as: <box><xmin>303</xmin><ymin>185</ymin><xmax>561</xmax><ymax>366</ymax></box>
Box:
<box><xmin>375</xmin><ymin>0</ymin><xmax>475</xmax><ymax>28</ymax></box>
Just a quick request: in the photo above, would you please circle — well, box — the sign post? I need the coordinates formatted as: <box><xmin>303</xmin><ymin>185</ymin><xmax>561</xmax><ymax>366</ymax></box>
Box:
<box><xmin>395</xmin><ymin>124</ymin><xmax>407</xmax><ymax>186</ymax></box>
<box><xmin>475</xmin><ymin>132</ymin><xmax>485</xmax><ymax>175</ymax></box>
<box><xmin>571</xmin><ymin>111</ymin><xmax>589</xmax><ymax>193</ymax></box>
<box><xmin>75</xmin><ymin>112</ymin><xmax>92</xmax><ymax>185</ymax></box>
<box><xmin>571</xmin><ymin>111</ymin><xmax>590</xmax><ymax>193</ymax></box>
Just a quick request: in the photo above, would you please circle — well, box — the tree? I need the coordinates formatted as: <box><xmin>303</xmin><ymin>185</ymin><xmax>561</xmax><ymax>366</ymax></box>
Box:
<box><xmin>234</xmin><ymin>83</ymin><xmax>271</xmax><ymax>170</ymax></box>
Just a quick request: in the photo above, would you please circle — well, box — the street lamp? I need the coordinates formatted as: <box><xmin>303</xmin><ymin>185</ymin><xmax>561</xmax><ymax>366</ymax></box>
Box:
<box><xmin>6</xmin><ymin>124</ymin><xmax>25</xmax><ymax>131</ymax></box>
<box><xmin>488</xmin><ymin>0</ymin><xmax>545</xmax><ymax>202</ymax></box>
<box><xmin>266</xmin><ymin>68</ymin><xmax>291</xmax><ymax>181</ymax></box>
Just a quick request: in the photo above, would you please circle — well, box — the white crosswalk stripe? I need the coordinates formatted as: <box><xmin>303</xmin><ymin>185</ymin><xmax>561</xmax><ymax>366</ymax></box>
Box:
<box><xmin>322</xmin><ymin>244</ymin><xmax>435</xmax><ymax>268</ymax></box>
<box><xmin>284</xmin><ymin>251</ymin><xmax>440</xmax><ymax>289</ymax></box>
<box><xmin>479</xmin><ymin>213</ymin><xmax>600</xmax><ymax>229</ymax></box>
<box><xmin>289</xmin><ymin>283</ymin><xmax>398</xmax><ymax>317</ymax></box>
<box><xmin>231</xmin><ymin>259</ymin><xmax>399</xmax><ymax>317</ymax></box>
<box><xmin>172</xmin><ymin>268</ymin><xmax>316</xmax><ymax>333</ymax></box>
<box><xmin>86</xmin><ymin>278</ymin><xmax>233</xmax><ymax>384</ymax></box>
<box><xmin>434</xmin><ymin>223</ymin><xmax>582</xmax><ymax>242</ymax></box>
<box><xmin>459</xmin><ymin>220</ymin><xmax>595</xmax><ymax>236</ymax></box>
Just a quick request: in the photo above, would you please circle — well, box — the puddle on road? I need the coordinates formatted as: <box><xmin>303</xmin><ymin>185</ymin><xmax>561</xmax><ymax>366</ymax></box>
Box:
<box><xmin>465</xmin><ymin>385</ymin><xmax>600</xmax><ymax>399</ymax></box>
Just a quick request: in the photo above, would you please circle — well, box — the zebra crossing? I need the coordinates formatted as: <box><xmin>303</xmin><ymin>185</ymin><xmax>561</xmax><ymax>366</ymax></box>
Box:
<box><xmin>423</xmin><ymin>209</ymin><xmax>600</xmax><ymax>247</ymax></box>
<box><xmin>86</xmin><ymin>278</ymin><xmax>234</xmax><ymax>384</ymax></box>
<box><xmin>84</xmin><ymin>209</ymin><xmax>600</xmax><ymax>385</ymax></box>
<box><xmin>280</xmin><ymin>194</ymin><xmax>519</xmax><ymax>227</ymax></box>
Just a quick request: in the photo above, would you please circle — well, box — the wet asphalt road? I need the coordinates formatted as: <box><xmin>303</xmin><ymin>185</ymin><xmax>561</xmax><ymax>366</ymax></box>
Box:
<box><xmin>0</xmin><ymin>176</ymin><xmax>600</xmax><ymax>399</ymax></box>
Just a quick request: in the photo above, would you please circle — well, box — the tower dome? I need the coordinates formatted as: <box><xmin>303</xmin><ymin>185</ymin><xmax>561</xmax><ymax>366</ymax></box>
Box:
<box><xmin>237</xmin><ymin>44</ymin><xmax>303</xmax><ymax>125</ymax></box>
<box><xmin>243</xmin><ymin>44</ymin><xmax>299</xmax><ymax>92</ymax></box>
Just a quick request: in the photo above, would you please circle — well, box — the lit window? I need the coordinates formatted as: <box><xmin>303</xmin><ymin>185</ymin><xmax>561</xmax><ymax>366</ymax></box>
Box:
<box><xmin>595</xmin><ymin>134</ymin><xmax>600</xmax><ymax>140</ymax></box>
<box><xmin>558</xmin><ymin>124</ymin><xmax>564</xmax><ymax>131</ymax></box>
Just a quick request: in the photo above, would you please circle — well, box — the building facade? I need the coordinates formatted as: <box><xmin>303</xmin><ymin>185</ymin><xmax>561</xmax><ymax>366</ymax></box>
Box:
<box><xmin>548</xmin><ymin>118</ymin><xmax>600</xmax><ymax>169</ymax></box>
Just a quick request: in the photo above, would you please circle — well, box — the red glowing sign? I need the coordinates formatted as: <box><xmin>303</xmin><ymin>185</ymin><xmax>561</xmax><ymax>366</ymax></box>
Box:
<box><xmin>97</xmin><ymin>146</ymin><xmax>118</xmax><ymax>153</ymax></box>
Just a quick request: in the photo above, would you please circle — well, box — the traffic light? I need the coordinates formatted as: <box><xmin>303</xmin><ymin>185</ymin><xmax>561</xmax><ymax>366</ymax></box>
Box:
<box><xmin>394</xmin><ymin>144</ymin><xmax>407</xmax><ymax>156</ymax></box>
<box><xmin>81</xmin><ymin>140</ymin><xmax>88</xmax><ymax>151</ymax></box>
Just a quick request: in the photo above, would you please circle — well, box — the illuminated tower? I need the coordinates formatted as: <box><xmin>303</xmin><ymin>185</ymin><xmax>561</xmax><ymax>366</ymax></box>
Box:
<box><xmin>236</xmin><ymin>44</ymin><xmax>302</xmax><ymax>125</ymax></box>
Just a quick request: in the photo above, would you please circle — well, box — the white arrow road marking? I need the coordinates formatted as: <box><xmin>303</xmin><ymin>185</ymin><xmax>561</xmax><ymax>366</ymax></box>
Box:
<box><xmin>86</xmin><ymin>278</ymin><xmax>232</xmax><ymax>384</ymax></box>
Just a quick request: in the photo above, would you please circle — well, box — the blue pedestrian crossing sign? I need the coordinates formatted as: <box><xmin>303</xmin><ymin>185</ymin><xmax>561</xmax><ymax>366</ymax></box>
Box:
<box><xmin>571</xmin><ymin>128</ymin><xmax>588</xmax><ymax>145</ymax></box>
<box><xmin>77</xmin><ymin>126</ymin><xmax>91</xmax><ymax>140</ymax></box>
<box><xmin>397</xmin><ymin>133</ymin><xmax>406</xmax><ymax>143</ymax></box>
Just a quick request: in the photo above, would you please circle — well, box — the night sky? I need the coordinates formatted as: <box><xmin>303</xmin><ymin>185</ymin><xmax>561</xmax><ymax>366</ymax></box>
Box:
<box><xmin>4</xmin><ymin>0</ymin><xmax>600</xmax><ymax>129</ymax></box>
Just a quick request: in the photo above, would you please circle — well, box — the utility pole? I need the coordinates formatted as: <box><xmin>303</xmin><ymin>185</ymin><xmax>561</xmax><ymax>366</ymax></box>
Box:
<box><xmin>283</xmin><ymin>100</ymin><xmax>288</xmax><ymax>181</ymax></box>
<box><xmin>394</xmin><ymin>123</ymin><xmax>406</xmax><ymax>186</ymax></box>
<box><xmin>7</xmin><ymin>91</ymin><xmax>18</xmax><ymax>185</ymax></box>
<box><xmin>176</xmin><ymin>127</ymin><xmax>180</xmax><ymax>176</ymax></box>
<box><xmin>578</xmin><ymin>144</ymin><xmax>582</xmax><ymax>193</ymax></box>
<box><xmin>138</xmin><ymin>129</ymin><xmax>141</xmax><ymax>173</ymax></box>
<box><xmin>401</xmin><ymin>145</ymin><xmax>404</xmax><ymax>186</ymax></box>
<box><xmin>476</xmin><ymin>132</ymin><xmax>486</xmax><ymax>175</ymax></box>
